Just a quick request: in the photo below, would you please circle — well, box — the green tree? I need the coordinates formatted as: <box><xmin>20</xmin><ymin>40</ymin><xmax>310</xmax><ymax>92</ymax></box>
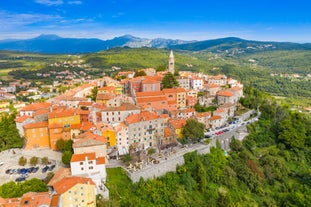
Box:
<box><xmin>55</xmin><ymin>138</ymin><xmax>66</xmax><ymax>151</ymax></box>
<box><xmin>182</xmin><ymin>119</ymin><xmax>205</xmax><ymax>142</ymax></box>
<box><xmin>18</xmin><ymin>156</ymin><xmax>27</xmax><ymax>166</ymax></box>
<box><xmin>0</xmin><ymin>113</ymin><xmax>23</xmax><ymax>151</ymax></box>
<box><xmin>162</xmin><ymin>72</ymin><xmax>179</xmax><ymax>89</ymax></box>
<box><xmin>29</xmin><ymin>156</ymin><xmax>38</xmax><ymax>166</ymax></box>
<box><xmin>41</xmin><ymin>157</ymin><xmax>49</xmax><ymax>165</ymax></box>
<box><xmin>62</xmin><ymin>151</ymin><xmax>72</xmax><ymax>165</ymax></box>
<box><xmin>87</xmin><ymin>86</ymin><xmax>98</xmax><ymax>102</ymax></box>
<box><xmin>134</xmin><ymin>70</ymin><xmax>146</xmax><ymax>77</ymax></box>
<box><xmin>64</xmin><ymin>139</ymin><xmax>73</xmax><ymax>153</ymax></box>
<box><xmin>0</xmin><ymin>179</ymin><xmax>47</xmax><ymax>198</ymax></box>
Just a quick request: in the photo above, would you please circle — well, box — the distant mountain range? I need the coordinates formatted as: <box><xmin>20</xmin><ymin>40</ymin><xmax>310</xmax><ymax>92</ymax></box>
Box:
<box><xmin>0</xmin><ymin>34</ymin><xmax>310</xmax><ymax>54</ymax></box>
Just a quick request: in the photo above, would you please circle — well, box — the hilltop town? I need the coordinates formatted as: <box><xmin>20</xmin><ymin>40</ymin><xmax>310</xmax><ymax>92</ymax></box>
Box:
<box><xmin>0</xmin><ymin>51</ymin><xmax>245</xmax><ymax>206</ymax></box>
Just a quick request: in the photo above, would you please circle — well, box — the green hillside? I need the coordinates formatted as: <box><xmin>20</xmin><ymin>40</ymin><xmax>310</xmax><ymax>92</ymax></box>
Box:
<box><xmin>84</xmin><ymin>47</ymin><xmax>222</xmax><ymax>72</ymax></box>
<box><xmin>0</xmin><ymin>51</ymin><xmax>78</xmax><ymax>78</ymax></box>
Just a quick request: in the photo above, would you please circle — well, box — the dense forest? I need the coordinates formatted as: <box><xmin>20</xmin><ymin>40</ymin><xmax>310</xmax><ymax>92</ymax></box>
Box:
<box><xmin>99</xmin><ymin>87</ymin><xmax>311</xmax><ymax>207</ymax></box>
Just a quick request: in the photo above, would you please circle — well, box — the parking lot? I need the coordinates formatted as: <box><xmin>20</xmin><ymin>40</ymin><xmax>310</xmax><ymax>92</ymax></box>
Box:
<box><xmin>0</xmin><ymin>148</ymin><xmax>63</xmax><ymax>185</ymax></box>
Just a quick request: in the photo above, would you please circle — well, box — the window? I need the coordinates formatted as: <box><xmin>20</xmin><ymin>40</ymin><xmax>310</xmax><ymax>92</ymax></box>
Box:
<box><xmin>80</xmin><ymin>162</ymin><xmax>83</xmax><ymax>165</ymax></box>
<box><xmin>88</xmin><ymin>161</ymin><xmax>93</xmax><ymax>164</ymax></box>
<box><xmin>89</xmin><ymin>166</ymin><xmax>93</xmax><ymax>170</ymax></box>
<box><xmin>81</xmin><ymin>167</ymin><xmax>84</xmax><ymax>170</ymax></box>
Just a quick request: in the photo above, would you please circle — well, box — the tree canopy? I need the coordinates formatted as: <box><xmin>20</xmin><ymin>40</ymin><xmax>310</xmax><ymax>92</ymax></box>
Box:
<box><xmin>0</xmin><ymin>179</ymin><xmax>47</xmax><ymax>198</ymax></box>
<box><xmin>161</xmin><ymin>72</ymin><xmax>179</xmax><ymax>89</ymax></box>
<box><xmin>0</xmin><ymin>113</ymin><xmax>23</xmax><ymax>151</ymax></box>
<box><xmin>182</xmin><ymin>119</ymin><xmax>205</xmax><ymax>142</ymax></box>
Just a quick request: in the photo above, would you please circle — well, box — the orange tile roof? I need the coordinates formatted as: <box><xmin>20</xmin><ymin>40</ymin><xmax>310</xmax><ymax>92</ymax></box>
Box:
<box><xmin>53</xmin><ymin>176</ymin><xmax>95</xmax><ymax>195</ymax></box>
<box><xmin>230</xmin><ymin>86</ymin><xmax>243</xmax><ymax>90</ymax></box>
<box><xmin>162</xmin><ymin>88</ymin><xmax>187</xmax><ymax>93</ymax></box>
<box><xmin>126</xmin><ymin>111</ymin><xmax>161</xmax><ymax>124</ymax></box>
<box><xmin>210</xmin><ymin>116</ymin><xmax>222</xmax><ymax>121</ymax></box>
<box><xmin>96</xmin><ymin>93</ymin><xmax>115</xmax><ymax>100</ymax></box>
<box><xmin>102</xmin><ymin>103</ymin><xmax>139</xmax><ymax>112</ymax></box>
<box><xmin>48</xmin><ymin>108</ymin><xmax>78</xmax><ymax>119</ymax></box>
<box><xmin>185</xmin><ymin>108</ymin><xmax>195</xmax><ymax>113</ymax></box>
<box><xmin>48</xmin><ymin>167</ymin><xmax>71</xmax><ymax>186</ymax></box>
<box><xmin>76</xmin><ymin>109</ymin><xmax>90</xmax><ymax>115</ymax></box>
<box><xmin>215</xmin><ymin>109</ymin><xmax>225</xmax><ymax>113</ymax></box>
<box><xmin>71</xmin><ymin>152</ymin><xmax>96</xmax><ymax>162</ymax></box>
<box><xmin>169</xmin><ymin>119</ymin><xmax>186</xmax><ymax>129</ymax></box>
<box><xmin>164</xmin><ymin>127</ymin><xmax>173</xmax><ymax>137</ymax></box>
<box><xmin>96</xmin><ymin>157</ymin><xmax>106</xmax><ymax>165</ymax></box>
<box><xmin>80</xmin><ymin>122</ymin><xmax>94</xmax><ymax>131</ymax></box>
<box><xmin>136</xmin><ymin>96</ymin><xmax>167</xmax><ymax>103</ymax></box>
<box><xmin>33</xmin><ymin>109</ymin><xmax>49</xmax><ymax>116</ymax></box>
<box><xmin>15</xmin><ymin>115</ymin><xmax>32</xmax><ymax>123</ymax></box>
<box><xmin>20</xmin><ymin>102</ymin><xmax>51</xmax><ymax>111</ymax></box>
<box><xmin>50</xmin><ymin>194</ymin><xmax>60</xmax><ymax>207</ymax></box>
<box><xmin>19</xmin><ymin>192</ymin><xmax>51</xmax><ymax>207</ymax></box>
<box><xmin>78</xmin><ymin>101</ymin><xmax>93</xmax><ymax>106</ymax></box>
<box><xmin>23</xmin><ymin>121</ymin><xmax>48</xmax><ymax>129</ymax></box>
<box><xmin>217</xmin><ymin>90</ymin><xmax>233</xmax><ymax>97</ymax></box>
<box><xmin>168</xmin><ymin>100</ymin><xmax>177</xmax><ymax>105</ymax></box>
<box><xmin>196</xmin><ymin>112</ymin><xmax>211</xmax><ymax>118</ymax></box>
<box><xmin>136</xmin><ymin>91</ymin><xmax>164</xmax><ymax>97</ymax></box>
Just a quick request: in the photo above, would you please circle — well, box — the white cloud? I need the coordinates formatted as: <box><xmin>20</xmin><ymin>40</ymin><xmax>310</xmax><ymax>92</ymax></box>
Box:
<box><xmin>0</xmin><ymin>10</ymin><xmax>63</xmax><ymax>30</ymax></box>
<box><xmin>68</xmin><ymin>0</ymin><xmax>82</xmax><ymax>5</ymax></box>
<box><xmin>34</xmin><ymin>0</ymin><xmax>64</xmax><ymax>6</ymax></box>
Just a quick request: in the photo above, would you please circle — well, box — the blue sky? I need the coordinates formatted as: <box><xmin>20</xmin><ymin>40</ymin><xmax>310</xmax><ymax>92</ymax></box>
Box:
<box><xmin>1</xmin><ymin>0</ymin><xmax>311</xmax><ymax>42</ymax></box>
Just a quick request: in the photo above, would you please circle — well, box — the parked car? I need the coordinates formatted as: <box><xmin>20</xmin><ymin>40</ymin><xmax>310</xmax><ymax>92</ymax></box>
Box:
<box><xmin>42</xmin><ymin>166</ymin><xmax>49</xmax><ymax>173</ymax></box>
<box><xmin>48</xmin><ymin>164</ymin><xmax>56</xmax><ymax>171</ymax></box>
<box><xmin>5</xmin><ymin>169</ymin><xmax>11</xmax><ymax>174</ymax></box>
<box><xmin>31</xmin><ymin>167</ymin><xmax>39</xmax><ymax>173</ymax></box>
<box><xmin>15</xmin><ymin>177</ymin><xmax>26</xmax><ymax>182</ymax></box>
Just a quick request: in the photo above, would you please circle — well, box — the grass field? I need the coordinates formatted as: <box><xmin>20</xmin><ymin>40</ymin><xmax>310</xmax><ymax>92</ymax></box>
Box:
<box><xmin>106</xmin><ymin>167</ymin><xmax>132</xmax><ymax>200</ymax></box>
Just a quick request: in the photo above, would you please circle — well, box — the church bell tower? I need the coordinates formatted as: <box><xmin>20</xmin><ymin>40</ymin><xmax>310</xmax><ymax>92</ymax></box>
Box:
<box><xmin>168</xmin><ymin>50</ymin><xmax>175</xmax><ymax>74</ymax></box>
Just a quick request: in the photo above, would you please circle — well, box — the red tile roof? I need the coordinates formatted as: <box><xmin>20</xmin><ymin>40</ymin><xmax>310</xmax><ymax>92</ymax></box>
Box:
<box><xmin>217</xmin><ymin>90</ymin><xmax>233</xmax><ymax>97</ymax></box>
<box><xmin>78</xmin><ymin>101</ymin><xmax>93</xmax><ymax>106</ymax></box>
<box><xmin>14</xmin><ymin>115</ymin><xmax>32</xmax><ymax>123</ymax></box>
<box><xmin>196</xmin><ymin>112</ymin><xmax>211</xmax><ymax>118</ymax></box>
<box><xmin>23</xmin><ymin>121</ymin><xmax>48</xmax><ymax>129</ymax></box>
<box><xmin>50</xmin><ymin>194</ymin><xmax>60</xmax><ymax>207</ymax></box>
<box><xmin>20</xmin><ymin>192</ymin><xmax>51</xmax><ymax>207</ymax></box>
<box><xmin>126</xmin><ymin>111</ymin><xmax>161</xmax><ymax>124</ymax></box>
<box><xmin>136</xmin><ymin>91</ymin><xmax>164</xmax><ymax>97</ymax></box>
<box><xmin>169</xmin><ymin>119</ymin><xmax>186</xmax><ymax>129</ymax></box>
<box><xmin>20</xmin><ymin>102</ymin><xmax>51</xmax><ymax>111</ymax></box>
<box><xmin>53</xmin><ymin>176</ymin><xmax>95</xmax><ymax>195</ymax></box>
<box><xmin>210</xmin><ymin>115</ymin><xmax>222</xmax><ymax>121</ymax></box>
<box><xmin>96</xmin><ymin>157</ymin><xmax>106</xmax><ymax>165</ymax></box>
<box><xmin>48</xmin><ymin>108</ymin><xmax>78</xmax><ymax>119</ymax></box>
<box><xmin>48</xmin><ymin>167</ymin><xmax>71</xmax><ymax>186</ymax></box>
<box><xmin>96</xmin><ymin>93</ymin><xmax>115</xmax><ymax>100</ymax></box>
<box><xmin>71</xmin><ymin>152</ymin><xmax>96</xmax><ymax>162</ymax></box>
<box><xmin>162</xmin><ymin>88</ymin><xmax>187</xmax><ymax>93</ymax></box>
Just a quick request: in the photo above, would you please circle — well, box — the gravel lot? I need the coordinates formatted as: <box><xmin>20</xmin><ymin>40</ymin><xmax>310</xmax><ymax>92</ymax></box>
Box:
<box><xmin>0</xmin><ymin>148</ymin><xmax>63</xmax><ymax>185</ymax></box>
